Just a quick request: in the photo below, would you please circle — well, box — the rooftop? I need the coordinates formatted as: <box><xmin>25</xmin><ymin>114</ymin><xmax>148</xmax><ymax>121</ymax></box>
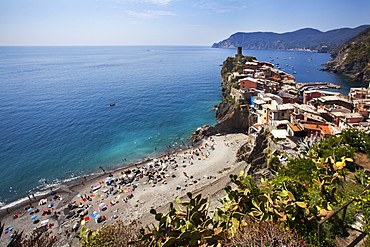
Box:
<box><xmin>277</xmin><ymin>104</ymin><xmax>295</xmax><ymax>111</ymax></box>
<box><xmin>288</xmin><ymin>122</ymin><xmax>302</xmax><ymax>132</ymax></box>
<box><xmin>300</xmin><ymin>122</ymin><xmax>332</xmax><ymax>135</ymax></box>
<box><xmin>318</xmin><ymin>96</ymin><xmax>351</xmax><ymax>103</ymax></box>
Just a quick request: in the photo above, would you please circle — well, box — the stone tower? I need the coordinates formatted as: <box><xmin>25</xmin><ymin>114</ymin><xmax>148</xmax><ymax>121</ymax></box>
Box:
<box><xmin>237</xmin><ymin>47</ymin><xmax>243</xmax><ymax>56</ymax></box>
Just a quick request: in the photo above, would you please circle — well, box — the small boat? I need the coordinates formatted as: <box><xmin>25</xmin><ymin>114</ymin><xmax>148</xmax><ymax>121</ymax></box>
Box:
<box><xmin>110</xmin><ymin>103</ymin><xmax>116</xmax><ymax>106</ymax></box>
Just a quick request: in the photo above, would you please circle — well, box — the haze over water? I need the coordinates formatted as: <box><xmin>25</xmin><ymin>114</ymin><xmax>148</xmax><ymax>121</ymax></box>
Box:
<box><xmin>0</xmin><ymin>46</ymin><xmax>364</xmax><ymax>207</ymax></box>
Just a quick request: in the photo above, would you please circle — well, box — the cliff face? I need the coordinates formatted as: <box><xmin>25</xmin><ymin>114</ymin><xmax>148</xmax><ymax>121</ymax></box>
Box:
<box><xmin>191</xmin><ymin>56</ymin><xmax>256</xmax><ymax>142</ymax></box>
<box><xmin>324</xmin><ymin>27</ymin><xmax>370</xmax><ymax>82</ymax></box>
<box><xmin>191</xmin><ymin>102</ymin><xmax>253</xmax><ymax>142</ymax></box>
<box><xmin>237</xmin><ymin>128</ymin><xmax>269</xmax><ymax>168</ymax></box>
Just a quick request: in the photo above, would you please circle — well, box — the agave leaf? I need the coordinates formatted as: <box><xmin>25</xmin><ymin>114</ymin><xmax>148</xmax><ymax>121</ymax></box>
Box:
<box><xmin>287</xmin><ymin>191</ymin><xmax>296</xmax><ymax>201</ymax></box>
<box><xmin>295</xmin><ymin>202</ymin><xmax>307</xmax><ymax>208</ymax></box>
<box><xmin>186</xmin><ymin>220</ymin><xmax>195</xmax><ymax>231</ymax></box>
<box><xmin>162</xmin><ymin>237</ymin><xmax>177</xmax><ymax>247</ymax></box>
<box><xmin>194</xmin><ymin>194</ymin><xmax>202</xmax><ymax>203</ymax></box>
<box><xmin>175</xmin><ymin>197</ymin><xmax>182</xmax><ymax>204</ymax></box>
<box><xmin>190</xmin><ymin>198</ymin><xmax>195</xmax><ymax>206</ymax></box>
<box><xmin>179</xmin><ymin>230</ymin><xmax>192</xmax><ymax>239</ymax></box>
<box><xmin>278</xmin><ymin>190</ymin><xmax>289</xmax><ymax>197</ymax></box>
<box><xmin>312</xmin><ymin>179</ymin><xmax>320</xmax><ymax>186</ymax></box>
<box><xmin>153</xmin><ymin>229</ymin><xmax>159</xmax><ymax>240</ymax></box>
<box><xmin>251</xmin><ymin>199</ymin><xmax>259</xmax><ymax>209</ymax></box>
<box><xmin>239</xmin><ymin>170</ymin><xmax>245</xmax><ymax>178</ymax></box>
<box><xmin>258</xmin><ymin>194</ymin><xmax>268</xmax><ymax>203</ymax></box>
<box><xmin>155</xmin><ymin>212</ymin><xmax>163</xmax><ymax>221</ymax></box>
<box><xmin>231</xmin><ymin>212</ymin><xmax>245</xmax><ymax>219</ymax></box>
<box><xmin>345</xmin><ymin>157</ymin><xmax>353</xmax><ymax>162</ymax></box>
<box><xmin>187</xmin><ymin>192</ymin><xmax>193</xmax><ymax>199</ymax></box>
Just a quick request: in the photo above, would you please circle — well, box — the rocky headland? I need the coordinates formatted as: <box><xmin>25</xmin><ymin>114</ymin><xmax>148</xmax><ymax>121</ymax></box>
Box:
<box><xmin>323</xmin><ymin>26</ymin><xmax>370</xmax><ymax>82</ymax></box>
<box><xmin>191</xmin><ymin>53</ymin><xmax>279</xmax><ymax>181</ymax></box>
<box><xmin>191</xmin><ymin>55</ymin><xmax>257</xmax><ymax>142</ymax></box>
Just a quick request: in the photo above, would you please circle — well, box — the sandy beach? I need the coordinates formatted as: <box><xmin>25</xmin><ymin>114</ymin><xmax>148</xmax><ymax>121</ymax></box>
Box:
<box><xmin>0</xmin><ymin>133</ymin><xmax>249</xmax><ymax>246</ymax></box>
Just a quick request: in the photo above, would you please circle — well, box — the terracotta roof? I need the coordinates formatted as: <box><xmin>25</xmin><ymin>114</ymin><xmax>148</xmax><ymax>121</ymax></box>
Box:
<box><xmin>288</xmin><ymin>123</ymin><xmax>301</xmax><ymax>132</ymax></box>
<box><xmin>301</xmin><ymin>122</ymin><xmax>332</xmax><ymax>135</ymax></box>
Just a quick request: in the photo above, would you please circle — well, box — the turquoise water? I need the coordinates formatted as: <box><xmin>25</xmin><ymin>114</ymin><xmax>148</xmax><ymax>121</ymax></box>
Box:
<box><xmin>0</xmin><ymin>46</ymin><xmax>364</xmax><ymax>206</ymax></box>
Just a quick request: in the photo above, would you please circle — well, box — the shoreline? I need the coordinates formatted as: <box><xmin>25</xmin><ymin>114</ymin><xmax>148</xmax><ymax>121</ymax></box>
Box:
<box><xmin>0</xmin><ymin>133</ymin><xmax>250</xmax><ymax>246</ymax></box>
<box><xmin>0</xmin><ymin>141</ymin><xmax>196</xmax><ymax>215</ymax></box>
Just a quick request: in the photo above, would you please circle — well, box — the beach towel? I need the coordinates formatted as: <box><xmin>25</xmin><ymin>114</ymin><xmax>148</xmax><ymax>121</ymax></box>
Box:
<box><xmin>90</xmin><ymin>212</ymin><xmax>99</xmax><ymax>218</ymax></box>
<box><xmin>4</xmin><ymin>226</ymin><xmax>14</xmax><ymax>234</ymax></box>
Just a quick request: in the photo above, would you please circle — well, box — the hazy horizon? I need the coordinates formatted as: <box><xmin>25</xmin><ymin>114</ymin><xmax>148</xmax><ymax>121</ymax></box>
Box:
<box><xmin>1</xmin><ymin>0</ymin><xmax>370</xmax><ymax>46</ymax></box>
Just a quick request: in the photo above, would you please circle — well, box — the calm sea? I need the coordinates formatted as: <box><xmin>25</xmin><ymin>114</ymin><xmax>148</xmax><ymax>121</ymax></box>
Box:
<box><xmin>0</xmin><ymin>46</ymin><xmax>365</xmax><ymax>207</ymax></box>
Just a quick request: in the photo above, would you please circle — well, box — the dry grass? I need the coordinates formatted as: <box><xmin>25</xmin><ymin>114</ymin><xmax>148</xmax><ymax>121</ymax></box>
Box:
<box><xmin>222</xmin><ymin>217</ymin><xmax>306</xmax><ymax>247</ymax></box>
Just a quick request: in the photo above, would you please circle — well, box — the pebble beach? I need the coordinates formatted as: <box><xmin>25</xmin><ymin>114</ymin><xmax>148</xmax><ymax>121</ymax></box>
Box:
<box><xmin>0</xmin><ymin>133</ymin><xmax>249</xmax><ymax>246</ymax></box>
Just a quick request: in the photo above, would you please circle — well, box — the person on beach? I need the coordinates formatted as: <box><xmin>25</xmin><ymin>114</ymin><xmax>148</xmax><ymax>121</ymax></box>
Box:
<box><xmin>99</xmin><ymin>166</ymin><xmax>106</xmax><ymax>173</ymax></box>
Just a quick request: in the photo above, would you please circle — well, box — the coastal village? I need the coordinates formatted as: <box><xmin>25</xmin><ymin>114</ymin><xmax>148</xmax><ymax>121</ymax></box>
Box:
<box><xmin>1</xmin><ymin>48</ymin><xmax>369</xmax><ymax>246</ymax></box>
<box><xmin>228</xmin><ymin>48</ymin><xmax>370</xmax><ymax>152</ymax></box>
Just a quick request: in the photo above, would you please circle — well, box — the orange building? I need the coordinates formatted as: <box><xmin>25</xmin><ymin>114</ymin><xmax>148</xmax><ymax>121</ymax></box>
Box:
<box><xmin>239</xmin><ymin>78</ymin><xmax>258</xmax><ymax>90</ymax></box>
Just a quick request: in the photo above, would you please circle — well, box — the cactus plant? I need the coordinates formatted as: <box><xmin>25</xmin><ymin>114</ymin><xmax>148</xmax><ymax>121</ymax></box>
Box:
<box><xmin>134</xmin><ymin>192</ymin><xmax>224</xmax><ymax>246</ymax></box>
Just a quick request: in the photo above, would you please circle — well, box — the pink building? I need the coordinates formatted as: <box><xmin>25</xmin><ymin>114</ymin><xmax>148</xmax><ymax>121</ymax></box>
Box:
<box><xmin>239</xmin><ymin>78</ymin><xmax>258</xmax><ymax>90</ymax></box>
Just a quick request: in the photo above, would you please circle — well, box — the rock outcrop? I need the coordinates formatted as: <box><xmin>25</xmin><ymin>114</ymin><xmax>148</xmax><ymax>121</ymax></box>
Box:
<box><xmin>324</xmin><ymin>27</ymin><xmax>370</xmax><ymax>82</ymax></box>
<box><xmin>190</xmin><ymin>102</ymin><xmax>253</xmax><ymax>142</ymax></box>
<box><xmin>191</xmin><ymin>55</ymin><xmax>256</xmax><ymax>142</ymax></box>
<box><xmin>236</xmin><ymin>127</ymin><xmax>269</xmax><ymax>170</ymax></box>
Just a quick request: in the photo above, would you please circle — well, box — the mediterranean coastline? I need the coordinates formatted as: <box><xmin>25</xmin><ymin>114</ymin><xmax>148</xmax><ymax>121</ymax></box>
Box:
<box><xmin>0</xmin><ymin>46</ymin><xmax>366</xmax><ymax>246</ymax></box>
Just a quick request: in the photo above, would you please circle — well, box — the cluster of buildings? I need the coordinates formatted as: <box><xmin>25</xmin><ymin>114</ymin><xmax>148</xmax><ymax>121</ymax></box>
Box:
<box><xmin>228</xmin><ymin>52</ymin><xmax>370</xmax><ymax>145</ymax></box>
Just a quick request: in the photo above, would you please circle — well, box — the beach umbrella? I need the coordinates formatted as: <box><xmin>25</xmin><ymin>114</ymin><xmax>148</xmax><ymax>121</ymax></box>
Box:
<box><xmin>30</xmin><ymin>215</ymin><xmax>37</xmax><ymax>220</ymax></box>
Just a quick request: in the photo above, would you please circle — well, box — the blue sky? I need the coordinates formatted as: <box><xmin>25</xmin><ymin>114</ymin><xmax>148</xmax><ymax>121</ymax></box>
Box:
<box><xmin>1</xmin><ymin>0</ymin><xmax>369</xmax><ymax>46</ymax></box>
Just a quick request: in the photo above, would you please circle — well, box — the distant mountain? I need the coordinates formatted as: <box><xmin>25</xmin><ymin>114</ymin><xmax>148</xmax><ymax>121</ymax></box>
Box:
<box><xmin>323</xmin><ymin>27</ymin><xmax>370</xmax><ymax>82</ymax></box>
<box><xmin>212</xmin><ymin>25</ymin><xmax>370</xmax><ymax>53</ymax></box>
